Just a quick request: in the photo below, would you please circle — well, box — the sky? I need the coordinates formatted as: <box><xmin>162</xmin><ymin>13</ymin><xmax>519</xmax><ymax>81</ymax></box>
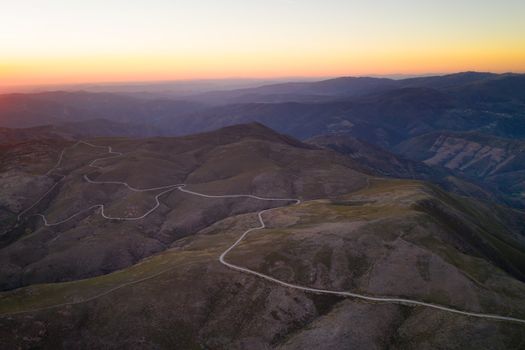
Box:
<box><xmin>1</xmin><ymin>0</ymin><xmax>524</xmax><ymax>86</ymax></box>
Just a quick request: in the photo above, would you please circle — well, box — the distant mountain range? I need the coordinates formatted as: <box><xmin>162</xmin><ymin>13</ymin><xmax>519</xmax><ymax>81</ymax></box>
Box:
<box><xmin>190</xmin><ymin>71</ymin><xmax>501</xmax><ymax>104</ymax></box>
<box><xmin>2</xmin><ymin>72</ymin><xmax>524</xmax><ymax>135</ymax></box>
<box><xmin>1</xmin><ymin>71</ymin><xmax>525</xmax><ymax>208</ymax></box>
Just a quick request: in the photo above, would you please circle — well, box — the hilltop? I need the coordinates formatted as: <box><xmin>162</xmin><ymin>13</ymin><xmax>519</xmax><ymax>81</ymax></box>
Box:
<box><xmin>0</xmin><ymin>123</ymin><xmax>524</xmax><ymax>348</ymax></box>
<box><xmin>0</xmin><ymin>123</ymin><xmax>366</xmax><ymax>290</ymax></box>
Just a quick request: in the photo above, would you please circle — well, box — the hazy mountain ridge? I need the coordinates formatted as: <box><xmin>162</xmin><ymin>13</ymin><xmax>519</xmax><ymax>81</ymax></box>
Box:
<box><xmin>188</xmin><ymin>71</ymin><xmax>521</xmax><ymax>105</ymax></box>
<box><xmin>0</xmin><ymin>91</ymin><xmax>206</xmax><ymax>128</ymax></box>
<box><xmin>2</xmin><ymin>72</ymin><xmax>525</xmax><ymax>211</ymax></box>
<box><xmin>3</xmin><ymin>72</ymin><xmax>525</xmax><ymax>138</ymax></box>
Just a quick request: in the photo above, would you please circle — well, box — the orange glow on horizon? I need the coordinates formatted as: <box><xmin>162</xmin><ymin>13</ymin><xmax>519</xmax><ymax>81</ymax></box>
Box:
<box><xmin>1</xmin><ymin>1</ymin><xmax>524</xmax><ymax>87</ymax></box>
<box><xmin>2</xmin><ymin>46</ymin><xmax>525</xmax><ymax>87</ymax></box>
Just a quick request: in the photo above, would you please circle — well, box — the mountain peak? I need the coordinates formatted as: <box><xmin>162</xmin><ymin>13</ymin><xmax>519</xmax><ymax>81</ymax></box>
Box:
<box><xmin>191</xmin><ymin>122</ymin><xmax>311</xmax><ymax>149</ymax></box>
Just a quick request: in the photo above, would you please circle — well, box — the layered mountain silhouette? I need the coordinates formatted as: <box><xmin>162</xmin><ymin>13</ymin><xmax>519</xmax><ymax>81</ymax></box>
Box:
<box><xmin>1</xmin><ymin>73</ymin><xmax>525</xmax><ymax>348</ymax></box>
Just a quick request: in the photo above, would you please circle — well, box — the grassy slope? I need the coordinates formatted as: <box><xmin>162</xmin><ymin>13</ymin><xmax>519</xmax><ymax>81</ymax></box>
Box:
<box><xmin>1</xmin><ymin>179</ymin><xmax>524</xmax><ymax>349</ymax></box>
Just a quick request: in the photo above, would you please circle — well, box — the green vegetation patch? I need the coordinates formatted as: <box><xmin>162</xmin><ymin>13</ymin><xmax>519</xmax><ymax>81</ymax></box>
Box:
<box><xmin>0</xmin><ymin>249</ymin><xmax>211</xmax><ymax>315</ymax></box>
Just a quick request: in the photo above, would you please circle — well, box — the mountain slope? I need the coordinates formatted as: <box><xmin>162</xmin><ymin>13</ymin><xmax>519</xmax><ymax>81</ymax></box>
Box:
<box><xmin>1</xmin><ymin>179</ymin><xmax>524</xmax><ymax>349</ymax></box>
<box><xmin>167</xmin><ymin>91</ymin><xmax>502</xmax><ymax>146</ymax></box>
<box><xmin>0</xmin><ymin>123</ymin><xmax>367</xmax><ymax>290</ymax></box>
<box><xmin>0</xmin><ymin>91</ymin><xmax>204</xmax><ymax>128</ymax></box>
<box><xmin>2</xmin><ymin>73</ymin><xmax>525</xmax><ymax>143</ymax></box>
<box><xmin>396</xmin><ymin>132</ymin><xmax>525</xmax><ymax>207</ymax></box>
<box><xmin>307</xmin><ymin>133</ymin><xmax>442</xmax><ymax>180</ymax></box>
<box><xmin>1</xmin><ymin>124</ymin><xmax>525</xmax><ymax>348</ymax></box>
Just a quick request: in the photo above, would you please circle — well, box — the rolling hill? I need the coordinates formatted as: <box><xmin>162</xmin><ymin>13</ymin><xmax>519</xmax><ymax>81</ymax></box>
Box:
<box><xmin>3</xmin><ymin>73</ymin><xmax>525</xmax><ymax>213</ymax></box>
<box><xmin>0</xmin><ymin>123</ymin><xmax>367</xmax><ymax>290</ymax></box>
<box><xmin>0</xmin><ymin>123</ymin><xmax>525</xmax><ymax>348</ymax></box>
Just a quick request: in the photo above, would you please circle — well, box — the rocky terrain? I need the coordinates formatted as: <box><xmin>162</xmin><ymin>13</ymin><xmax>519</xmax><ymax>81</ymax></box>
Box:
<box><xmin>1</xmin><ymin>178</ymin><xmax>524</xmax><ymax>349</ymax></box>
<box><xmin>307</xmin><ymin>133</ymin><xmax>442</xmax><ymax>180</ymax></box>
<box><xmin>0</xmin><ymin>123</ymin><xmax>367</xmax><ymax>290</ymax></box>
<box><xmin>0</xmin><ymin>123</ymin><xmax>524</xmax><ymax>349</ymax></box>
<box><xmin>396</xmin><ymin>132</ymin><xmax>525</xmax><ymax>207</ymax></box>
<box><xmin>396</xmin><ymin>132</ymin><xmax>525</xmax><ymax>177</ymax></box>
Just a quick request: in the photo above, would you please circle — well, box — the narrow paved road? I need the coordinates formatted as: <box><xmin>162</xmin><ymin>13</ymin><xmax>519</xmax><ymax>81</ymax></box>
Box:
<box><xmin>6</xmin><ymin>140</ymin><xmax>525</xmax><ymax>325</ymax></box>
<box><xmin>17</xmin><ymin>141</ymin><xmax>183</xmax><ymax>225</ymax></box>
<box><xmin>215</xmin><ymin>201</ymin><xmax>525</xmax><ymax>325</ymax></box>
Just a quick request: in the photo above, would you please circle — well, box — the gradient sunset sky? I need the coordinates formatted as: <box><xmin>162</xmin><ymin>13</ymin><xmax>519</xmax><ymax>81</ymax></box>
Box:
<box><xmin>1</xmin><ymin>0</ymin><xmax>524</xmax><ymax>86</ymax></box>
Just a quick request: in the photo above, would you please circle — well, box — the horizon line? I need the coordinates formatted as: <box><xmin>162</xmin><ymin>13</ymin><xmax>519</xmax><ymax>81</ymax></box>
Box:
<box><xmin>1</xmin><ymin>70</ymin><xmax>523</xmax><ymax>93</ymax></box>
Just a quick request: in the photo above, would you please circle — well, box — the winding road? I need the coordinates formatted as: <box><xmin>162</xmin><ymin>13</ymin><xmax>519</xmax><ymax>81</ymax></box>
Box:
<box><xmin>6</xmin><ymin>140</ymin><xmax>525</xmax><ymax>325</ymax></box>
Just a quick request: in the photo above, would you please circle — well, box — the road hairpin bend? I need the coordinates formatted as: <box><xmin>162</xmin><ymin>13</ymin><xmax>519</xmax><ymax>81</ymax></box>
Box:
<box><xmin>7</xmin><ymin>140</ymin><xmax>525</xmax><ymax>325</ymax></box>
